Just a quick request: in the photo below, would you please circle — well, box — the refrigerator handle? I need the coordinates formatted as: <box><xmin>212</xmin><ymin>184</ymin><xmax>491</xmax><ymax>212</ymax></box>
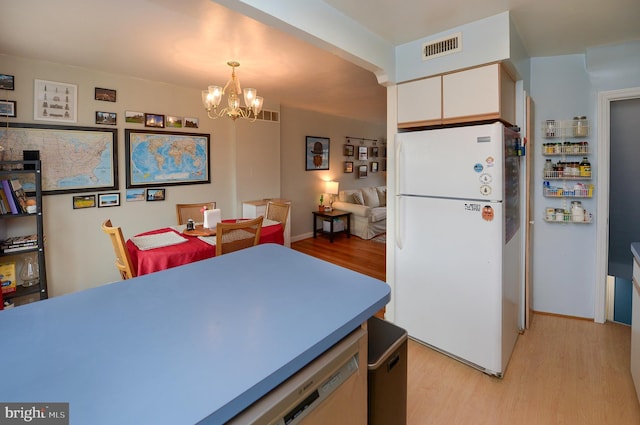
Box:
<box><xmin>395</xmin><ymin>137</ymin><xmax>403</xmax><ymax>249</ymax></box>
<box><xmin>396</xmin><ymin>195</ymin><xmax>403</xmax><ymax>249</ymax></box>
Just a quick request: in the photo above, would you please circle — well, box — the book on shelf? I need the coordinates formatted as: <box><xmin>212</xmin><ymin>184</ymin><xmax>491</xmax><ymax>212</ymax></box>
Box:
<box><xmin>1</xmin><ymin>180</ymin><xmax>18</xmax><ymax>214</ymax></box>
<box><xmin>1</xmin><ymin>235</ymin><xmax>38</xmax><ymax>253</ymax></box>
<box><xmin>9</xmin><ymin>179</ymin><xmax>29</xmax><ymax>214</ymax></box>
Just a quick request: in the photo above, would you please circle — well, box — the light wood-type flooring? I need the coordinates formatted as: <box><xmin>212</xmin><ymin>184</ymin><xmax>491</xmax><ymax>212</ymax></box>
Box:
<box><xmin>292</xmin><ymin>234</ymin><xmax>640</xmax><ymax>424</ymax></box>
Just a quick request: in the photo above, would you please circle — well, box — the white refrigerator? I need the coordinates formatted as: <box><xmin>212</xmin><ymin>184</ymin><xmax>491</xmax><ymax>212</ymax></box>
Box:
<box><xmin>394</xmin><ymin>121</ymin><xmax>522</xmax><ymax>377</ymax></box>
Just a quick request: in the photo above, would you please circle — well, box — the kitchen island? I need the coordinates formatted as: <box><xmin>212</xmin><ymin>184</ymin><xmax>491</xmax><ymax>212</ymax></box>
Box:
<box><xmin>0</xmin><ymin>244</ymin><xmax>390</xmax><ymax>424</ymax></box>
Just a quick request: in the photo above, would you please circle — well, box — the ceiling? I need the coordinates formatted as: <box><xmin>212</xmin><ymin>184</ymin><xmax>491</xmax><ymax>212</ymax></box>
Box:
<box><xmin>2</xmin><ymin>0</ymin><xmax>639</xmax><ymax>124</ymax></box>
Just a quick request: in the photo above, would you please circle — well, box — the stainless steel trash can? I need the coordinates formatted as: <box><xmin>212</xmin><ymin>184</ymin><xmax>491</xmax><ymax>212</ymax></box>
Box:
<box><xmin>367</xmin><ymin>316</ymin><xmax>408</xmax><ymax>425</ymax></box>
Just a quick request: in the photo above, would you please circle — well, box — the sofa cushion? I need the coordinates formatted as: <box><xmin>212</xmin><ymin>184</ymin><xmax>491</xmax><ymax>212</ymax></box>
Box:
<box><xmin>376</xmin><ymin>187</ymin><xmax>387</xmax><ymax>207</ymax></box>
<box><xmin>370</xmin><ymin>207</ymin><xmax>386</xmax><ymax>223</ymax></box>
<box><xmin>352</xmin><ymin>191</ymin><xmax>364</xmax><ymax>205</ymax></box>
<box><xmin>361</xmin><ymin>187</ymin><xmax>380</xmax><ymax>208</ymax></box>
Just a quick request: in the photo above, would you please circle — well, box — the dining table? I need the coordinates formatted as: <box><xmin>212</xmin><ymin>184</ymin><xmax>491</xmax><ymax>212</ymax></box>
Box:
<box><xmin>126</xmin><ymin>219</ymin><xmax>284</xmax><ymax>276</ymax></box>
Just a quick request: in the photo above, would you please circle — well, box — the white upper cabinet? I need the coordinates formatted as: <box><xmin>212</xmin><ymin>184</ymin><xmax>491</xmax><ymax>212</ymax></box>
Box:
<box><xmin>397</xmin><ymin>62</ymin><xmax>516</xmax><ymax>129</ymax></box>
<box><xmin>442</xmin><ymin>63</ymin><xmax>515</xmax><ymax>125</ymax></box>
<box><xmin>397</xmin><ymin>76</ymin><xmax>442</xmax><ymax>128</ymax></box>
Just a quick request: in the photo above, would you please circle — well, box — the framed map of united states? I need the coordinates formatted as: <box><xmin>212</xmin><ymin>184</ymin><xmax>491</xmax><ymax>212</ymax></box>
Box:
<box><xmin>0</xmin><ymin>123</ymin><xmax>117</xmax><ymax>195</ymax></box>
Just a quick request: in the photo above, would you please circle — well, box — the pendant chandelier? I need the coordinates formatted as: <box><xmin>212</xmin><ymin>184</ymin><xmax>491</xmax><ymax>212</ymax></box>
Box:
<box><xmin>201</xmin><ymin>61</ymin><xmax>264</xmax><ymax>122</ymax></box>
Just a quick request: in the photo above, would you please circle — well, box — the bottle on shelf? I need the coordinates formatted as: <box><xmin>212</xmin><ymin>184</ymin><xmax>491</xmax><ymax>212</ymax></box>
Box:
<box><xmin>580</xmin><ymin>157</ymin><xmax>591</xmax><ymax>177</ymax></box>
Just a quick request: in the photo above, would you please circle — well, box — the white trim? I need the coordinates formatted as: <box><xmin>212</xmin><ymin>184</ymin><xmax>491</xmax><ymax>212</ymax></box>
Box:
<box><xmin>595</xmin><ymin>86</ymin><xmax>640</xmax><ymax>323</ymax></box>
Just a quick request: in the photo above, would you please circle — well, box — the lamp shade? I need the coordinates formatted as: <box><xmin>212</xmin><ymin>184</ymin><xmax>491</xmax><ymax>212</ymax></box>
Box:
<box><xmin>325</xmin><ymin>181</ymin><xmax>339</xmax><ymax>195</ymax></box>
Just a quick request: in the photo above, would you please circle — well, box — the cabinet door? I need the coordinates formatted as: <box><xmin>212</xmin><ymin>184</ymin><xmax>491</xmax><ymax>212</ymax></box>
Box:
<box><xmin>442</xmin><ymin>63</ymin><xmax>515</xmax><ymax>125</ymax></box>
<box><xmin>397</xmin><ymin>76</ymin><xmax>442</xmax><ymax>128</ymax></box>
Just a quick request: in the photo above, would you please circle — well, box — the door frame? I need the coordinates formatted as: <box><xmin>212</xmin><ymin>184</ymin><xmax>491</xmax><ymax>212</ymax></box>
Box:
<box><xmin>595</xmin><ymin>86</ymin><xmax>640</xmax><ymax>323</ymax></box>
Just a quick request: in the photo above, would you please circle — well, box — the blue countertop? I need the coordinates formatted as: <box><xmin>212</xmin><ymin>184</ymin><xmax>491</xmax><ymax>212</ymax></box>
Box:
<box><xmin>632</xmin><ymin>243</ymin><xmax>640</xmax><ymax>262</ymax></box>
<box><xmin>0</xmin><ymin>244</ymin><xmax>390</xmax><ymax>424</ymax></box>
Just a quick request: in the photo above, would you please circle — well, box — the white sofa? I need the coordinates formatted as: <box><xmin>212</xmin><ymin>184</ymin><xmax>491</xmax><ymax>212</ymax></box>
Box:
<box><xmin>331</xmin><ymin>186</ymin><xmax>386</xmax><ymax>240</ymax></box>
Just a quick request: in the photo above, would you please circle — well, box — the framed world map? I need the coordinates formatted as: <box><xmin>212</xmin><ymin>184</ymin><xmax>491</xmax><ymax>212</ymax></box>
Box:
<box><xmin>124</xmin><ymin>129</ymin><xmax>210</xmax><ymax>188</ymax></box>
<box><xmin>0</xmin><ymin>123</ymin><xmax>117</xmax><ymax>195</ymax></box>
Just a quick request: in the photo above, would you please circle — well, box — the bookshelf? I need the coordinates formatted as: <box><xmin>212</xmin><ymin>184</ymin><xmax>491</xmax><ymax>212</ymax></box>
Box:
<box><xmin>0</xmin><ymin>160</ymin><xmax>48</xmax><ymax>308</ymax></box>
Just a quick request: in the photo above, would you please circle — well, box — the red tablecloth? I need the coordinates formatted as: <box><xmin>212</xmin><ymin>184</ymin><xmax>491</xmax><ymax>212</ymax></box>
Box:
<box><xmin>127</xmin><ymin>221</ymin><xmax>284</xmax><ymax>276</ymax></box>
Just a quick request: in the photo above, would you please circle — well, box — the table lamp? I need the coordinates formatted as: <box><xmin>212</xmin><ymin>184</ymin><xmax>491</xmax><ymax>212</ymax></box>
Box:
<box><xmin>325</xmin><ymin>181</ymin><xmax>339</xmax><ymax>210</ymax></box>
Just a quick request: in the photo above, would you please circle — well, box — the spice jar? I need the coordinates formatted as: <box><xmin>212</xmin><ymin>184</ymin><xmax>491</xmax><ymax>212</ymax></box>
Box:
<box><xmin>573</xmin><ymin>116</ymin><xmax>588</xmax><ymax>137</ymax></box>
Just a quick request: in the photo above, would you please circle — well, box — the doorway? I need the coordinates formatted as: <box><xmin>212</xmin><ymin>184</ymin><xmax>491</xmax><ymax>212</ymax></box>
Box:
<box><xmin>595</xmin><ymin>87</ymin><xmax>640</xmax><ymax>323</ymax></box>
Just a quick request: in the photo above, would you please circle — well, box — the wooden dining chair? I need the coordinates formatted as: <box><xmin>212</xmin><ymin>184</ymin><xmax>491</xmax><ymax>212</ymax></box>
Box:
<box><xmin>215</xmin><ymin>216</ymin><xmax>263</xmax><ymax>256</ymax></box>
<box><xmin>101</xmin><ymin>219</ymin><xmax>136</xmax><ymax>280</ymax></box>
<box><xmin>176</xmin><ymin>202</ymin><xmax>216</xmax><ymax>225</ymax></box>
<box><xmin>264</xmin><ymin>201</ymin><xmax>290</xmax><ymax>229</ymax></box>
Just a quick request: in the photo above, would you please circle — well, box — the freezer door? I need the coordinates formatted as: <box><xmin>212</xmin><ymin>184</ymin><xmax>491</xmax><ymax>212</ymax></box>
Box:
<box><xmin>394</xmin><ymin>195</ymin><xmax>505</xmax><ymax>374</ymax></box>
<box><xmin>397</xmin><ymin>122</ymin><xmax>504</xmax><ymax>201</ymax></box>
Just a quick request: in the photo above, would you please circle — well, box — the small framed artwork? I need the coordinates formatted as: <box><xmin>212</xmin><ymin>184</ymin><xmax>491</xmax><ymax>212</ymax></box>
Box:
<box><xmin>95</xmin><ymin>87</ymin><xmax>116</xmax><ymax>102</ymax></box>
<box><xmin>183</xmin><ymin>117</ymin><xmax>199</xmax><ymax>128</ymax></box>
<box><xmin>344</xmin><ymin>161</ymin><xmax>354</xmax><ymax>173</ymax></box>
<box><xmin>371</xmin><ymin>161</ymin><xmax>379</xmax><ymax>173</ymax></box>
<box><xmin>358</xmin><ymin>146</ymin><xmax>368</xmax><ymax>160</ymax></box>
<box><xmin>343</xmin><ymin>144</ymin><xmax>354</xmax><ymax>157</ymax></box>
<box><xmin>96</xmin><ymin>111</ymin><xmax>116</xmax><ymax>125</ymax></box>
<box><xmin>98</xmin><ymin>192</ymin><xmax>120</xmax><ymax>207</ymax></box>
<box><xmin>126</xmin><ymin>188</ymin><xmax>145</xmax><ymax>202</ymax></box>
<box><xmin>305</xmin><ymin>136</ymin><xmax>330</xmax><ymax>171</ymax></box>
<box><xmin>72</xmin><ymin>194</ymin><xmax>96</xmax><ymax>209</ymax></box>
<box><xmin>166</xmin><ymin>116</ymin><xmax>183</xmax><ymax>128</ymax></box>
<box><xmin>146</xmin><ymin>188</ymin><xmax>165</xmax><ymax>201</ymax></box>
<box><xmin>358</xmin><ymin>165</ymin><xmax>368</xmax><ymax>179</ymax></box>
<box><xmin>34</xmin><ymin>79</ymin><xmax>78</xmax><ymax>123</ymax></box>
<box><xmin>0</xmin><ymin>100</ymin><xmax>16</xmax><ymax>117</ymax></box>
<box><xmin>125</xmin><ymin>111</ymin><xmax>144</xmax><ymax>124</ymax></box>
<box><xmin>0</xmin><ymin>74</ymin><xmax>14</xmax><ymax>90</ymax></box>
<box><xmin>370</xmin><ymin>146</ymin><xmax>379</xmax><ymax>158</ymax></box>
<box><xmin>144</xmin><ymin>113</ymin><xmax>165</xmax><ymax>128</ymax></box>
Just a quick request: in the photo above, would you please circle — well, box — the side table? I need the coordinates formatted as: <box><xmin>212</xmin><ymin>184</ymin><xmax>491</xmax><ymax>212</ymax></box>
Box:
<box><xmin>312</xmin><ymin>209</ymin><xmax>351</xmax><ymax>243</ymax></box>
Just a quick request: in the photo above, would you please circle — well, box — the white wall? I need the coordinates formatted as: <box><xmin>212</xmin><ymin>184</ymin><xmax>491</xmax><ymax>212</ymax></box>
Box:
<box><xmin>530</xmin><ymin>54</ymin><xmax>596</xmax><ymax>318</ymax></box>
<box><xmin>1</xmin><ymin>54</ymin><xmax>280</xmax><ymax>297</ymax></box>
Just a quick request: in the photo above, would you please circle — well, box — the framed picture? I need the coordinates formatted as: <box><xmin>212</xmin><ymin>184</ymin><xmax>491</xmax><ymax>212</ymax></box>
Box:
<box><xmin>371</xmin><ymin>161</ymin><xmax>379</xmax><ymax>173</ymax></box>
<box><xmin>146</xmin><ymin>188</ymin><xmax>165</xmax><ymax>201</ymax></box>
<box><xmin>125</xmin><ymin>111</ymin><xmax>144</xmax><ymax>124</ymax></box>
<box><xmin>358</xmin><ymin>146</ymin><xmax>368</xmax><ymax>160</ymax></box>
<box><xmin>95</xmin><ymin>111</ymin><xmax>116</xmax><ymax>125</ymax></box>
<box><xmin>125</xmin><ymin>188</ymin><xmax>145</xmax><ymax>202</ymax></box>
<box><xmin>34</xmin><ymin>79</ymin><xmax>78</xmax><ymax>123</ymax></box>
<box><xmin>0</xmin><ymin>123</ymin><xmax>118</xmax><ymax>195</ymax></box>
<box><xmin>166</xmin><ymin>115</ymin><xmax>183</xmax><ymax>128</ymax></box>
<box><xmin>0</xmin><ymin>100</ymin><xmax>16</xmax><ymax>117</ymax></box>
<box><xmin>125</xmin><ymin>129</ymin><xmax>210</xmax><ymax>188</ymax></box>
<box><xmin>183</xmin><ymin>117</ymin><xmax>199</xmax><ymax>129</ymax></box>
<box><xmin>72</xmin><ymin>195</ymin><xmax>96</xmax><ymax>209</ymax></box>
<box><xmin>343</xmin><ymin>144</ymin><xmax>354</xmax><ymax>157</ymax></box>
<box><xmin>305</xmin><ymin>136</ymin><xmax>330</xmax><ymax>171</ymax></box>
<box><xmin>94</xmin><ymin>87</ymin><xmax>116</xmax><ymax>102</ymax></box>
<box><xmin>0</xmin><ymin>74</ymin><xmax>14</xmax><ymax>90</ymax></box>
<box><xmin>370</xmin><ymin>146</ymin><xmax>379</xmax><ymax>158</ymax></box>
<box><xmin>358</xmin><ymin>165</ymin><xmax>368</xmax><ymax>179</ymax></box>
<box><xmin>144</xmin><ymin>113</ymin><xmax>165</xmax><ymax>128</ymax></box>
<box><xmin>344</xmin><ymin>161</ymin><xmax>354</xmax><ymax>173</ymax></box>
<box><xmin>98</xmin><ymin>192</ymin><xmax>120</xmax><ymax>207</ymax></box>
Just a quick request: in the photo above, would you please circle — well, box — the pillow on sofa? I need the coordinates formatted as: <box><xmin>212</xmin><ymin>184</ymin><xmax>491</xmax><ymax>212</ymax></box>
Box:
<box><xmin>377</xmin><ymin>187</ymin><xmax>387</xmax><ymax>207</ymax></box>
<box><xmin>361</xmin><ymin>187</ymin><xmax>380</xmax><ymax>208</ymax></box>
<box><xmin>352</xmin><ymin>191</ymin><xmax>365</xmax><ymax>205</ymax></box>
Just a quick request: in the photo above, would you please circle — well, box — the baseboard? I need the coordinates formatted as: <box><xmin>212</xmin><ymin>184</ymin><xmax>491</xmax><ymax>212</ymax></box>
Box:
<box><xmin>291</xmin><ymin>232</ymin><xmax>314</xmax><ymax>243</ymax></box>
<box><xmin>532</xmin><ymin>310</ymin><xmax>594</xmax><ymax>322</ymax></box>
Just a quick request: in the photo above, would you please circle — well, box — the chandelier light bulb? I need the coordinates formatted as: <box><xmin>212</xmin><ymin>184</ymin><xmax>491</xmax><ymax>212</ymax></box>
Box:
<box><xmin>202</xmin><ymin>61</ymin><xmax>264</xmax><ymax>122</ymax></box>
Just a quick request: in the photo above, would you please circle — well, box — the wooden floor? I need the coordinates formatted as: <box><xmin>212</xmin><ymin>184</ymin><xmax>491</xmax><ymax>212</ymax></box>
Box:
<box><xmin>292</xmin><ymin>235</ymin><xmax>640</xmax><ymax>425</ymax></box>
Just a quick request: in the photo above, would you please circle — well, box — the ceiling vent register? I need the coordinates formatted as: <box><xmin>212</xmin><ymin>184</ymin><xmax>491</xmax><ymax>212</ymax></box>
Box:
<box><xmin>422</xmin><ymin>32</ymin><xmax>462</xmax><ymax>60</ymax></box>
